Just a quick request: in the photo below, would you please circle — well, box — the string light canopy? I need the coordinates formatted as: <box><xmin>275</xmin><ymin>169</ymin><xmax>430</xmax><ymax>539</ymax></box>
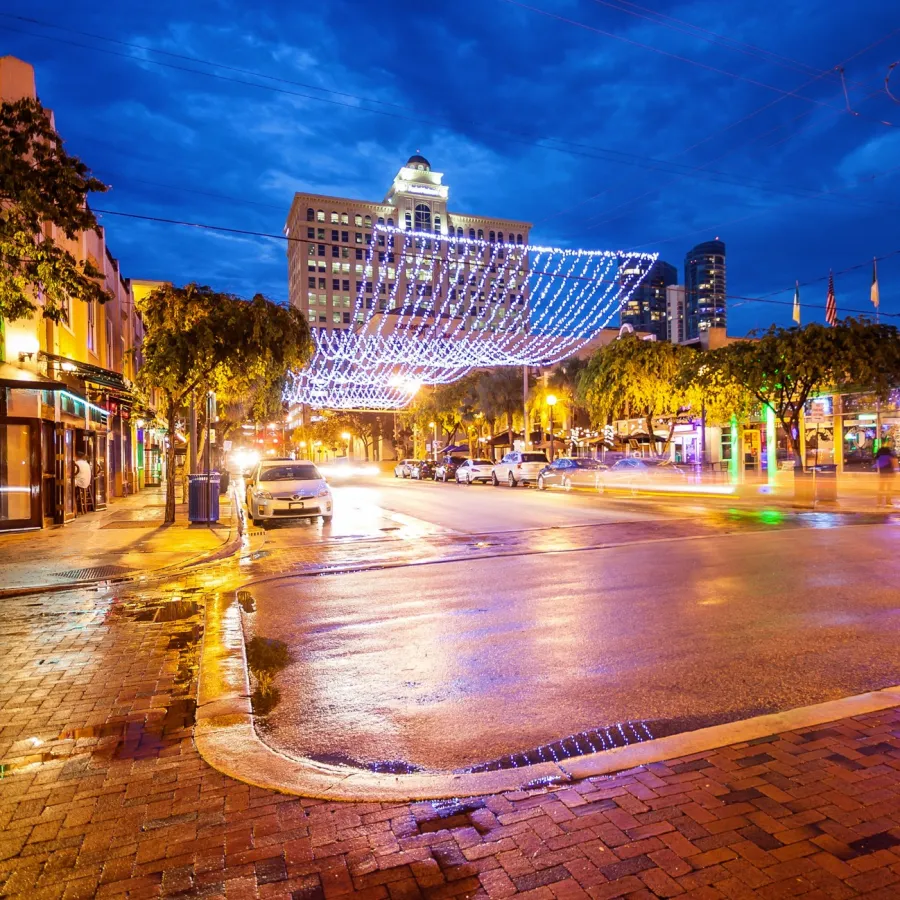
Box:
<box><xmin>286</xmin><ymin>224</ymin><xmax>658</xmax><ymax>410</ymax></box>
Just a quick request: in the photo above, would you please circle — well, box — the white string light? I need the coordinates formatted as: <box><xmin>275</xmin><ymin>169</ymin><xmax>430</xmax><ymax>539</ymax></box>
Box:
<box><xmin>286</xmin><ymin>225</ymin><xmax>657</xmax><ymax>409</ymax></box>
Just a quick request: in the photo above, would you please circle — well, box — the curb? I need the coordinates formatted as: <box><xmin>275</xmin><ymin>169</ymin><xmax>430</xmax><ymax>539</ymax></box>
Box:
<box><xmin>194</xmin><ymin>586</ymin><xmax>900</xmax><ymax>802</ymax></box>
<box><xmin>0</xmin><ymin>488</ymin><xmax>246</xmax><ymax>600</ymax></box>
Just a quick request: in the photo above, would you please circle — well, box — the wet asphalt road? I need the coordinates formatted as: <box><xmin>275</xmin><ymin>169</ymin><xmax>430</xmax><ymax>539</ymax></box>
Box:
<box><xmin>245</xmin><ymin>476</ymin><xmax>900</xmax><ymax>773</ymax></box>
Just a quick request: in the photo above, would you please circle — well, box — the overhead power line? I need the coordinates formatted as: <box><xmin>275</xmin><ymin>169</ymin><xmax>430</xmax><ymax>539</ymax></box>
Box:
<box><xmin>91</xmin><ymin>205</ymin><xmax>900</xmax><ymax>319</ymax></box>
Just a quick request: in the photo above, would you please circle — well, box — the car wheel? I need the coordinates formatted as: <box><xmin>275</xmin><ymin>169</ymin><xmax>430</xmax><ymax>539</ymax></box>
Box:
<box><xmin>455</xmin><ymin>474</ymin><xmax>460</xmax><ymax>484</ymax></box>
<box><xmin>322</xmin><ymin>514</ymin><xmax>333</xmax><ymax>523</ymax></box>
<box><xmin>466</xmin><ymin>473</ymin><xmax>472</xmax><ymax>485</ymax></box>
<box><xmin>491</xmin><ymin>472</ymin><xmax>500</xmax><ymax>486</ymax></box>
<box><xmin>251</xmin><ymin>514</ymin><xmax>260</xmax><ymax>527</ymax></box>
<box><xmin>394</xmin><ymin>470</ymin><xmax>399</xmax><ymax>478</ymax></box>
<box><xmin>508</xmin><ymin>472</ymin><xmax>517</xmax><ymax>487</ymax></box>
<box><xmin>538</xmin><ymin>475</ymin><xmax>546</xmax><ymax>491</ymax></box>
<box><xmin>563</xmin><ymin>477</ymin><xmax>572</xmax><ymax>492</ymax></box>
<box><xmin>443</xmin><ymin>472</ymin><xmax>448</xmax><ymax>482</ymax></box>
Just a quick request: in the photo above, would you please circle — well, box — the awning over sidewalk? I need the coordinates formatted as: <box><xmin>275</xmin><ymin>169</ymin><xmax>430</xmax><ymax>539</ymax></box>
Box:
<box><xmin>0</xmin><ymin>362</ymin><xmax>66</xmax><ymax>391</ymax></box>
<box><xmin>40</xmin><ymin>352</ymin><xmax>133</xmax><ymax>392</ymax></box>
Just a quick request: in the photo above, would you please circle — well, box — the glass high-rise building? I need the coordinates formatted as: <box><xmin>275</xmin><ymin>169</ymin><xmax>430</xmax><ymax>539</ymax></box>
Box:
<box><xmin>684</xmin><ymin>239</ymin><xmax>726</xmax><ymax>339</ymax></box>
<box><xmin>618</xmin><ymin>259</ymin><xmax>677</xmax><ymax>341</ymax></box>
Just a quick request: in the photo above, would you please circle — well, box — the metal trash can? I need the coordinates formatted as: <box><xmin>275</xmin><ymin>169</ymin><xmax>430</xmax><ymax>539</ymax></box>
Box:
<box><xmin>188</xmin><ymin>473</ymin><xmax>220</xmax><ymax>522</ymax></box>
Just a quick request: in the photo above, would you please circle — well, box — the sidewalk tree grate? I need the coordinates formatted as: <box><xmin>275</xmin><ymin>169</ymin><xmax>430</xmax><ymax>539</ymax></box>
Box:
<box><xmin>55</xmin><ymin>565</ymin><xmax>132</xmax><ymax>581</ymax></box>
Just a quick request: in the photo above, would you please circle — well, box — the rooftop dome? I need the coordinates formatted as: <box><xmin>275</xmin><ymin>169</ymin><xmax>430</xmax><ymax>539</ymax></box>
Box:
<box><xmin>405</xmin><ymin>153</ymin><xmax>431</xmax><ymax>171</ymax></box>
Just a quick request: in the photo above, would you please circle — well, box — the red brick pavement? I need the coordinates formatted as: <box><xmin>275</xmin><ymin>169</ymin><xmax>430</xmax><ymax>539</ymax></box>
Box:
<box><xmin>3</xmin><ymin>571</ymin><xmax>900</xmax><ymax>898</ymax></box>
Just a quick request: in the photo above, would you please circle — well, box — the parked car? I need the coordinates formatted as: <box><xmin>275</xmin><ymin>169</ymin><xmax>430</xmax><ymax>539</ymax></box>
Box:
<box><xmin>410</xmin><ymin>459</ymin><xmax>436</xmax><ymax>480</ymax></box>
<box><xmin>491</xmin><ymin>450</ymin><xmax>550</xmax><ymax>487</ymax></box>
<box><xmin>434</xmin><ymin>455</ymin><xmax>468</xmax><ymax>482</ymax></box>
<box><xmin>393</xmin><ymin>458</ymin><xmax>417</xmax><ymax>478</ymax></box>
<box><xmin>596</xmin><ymin>458</ymin><xmax>688</xmax><ymax>493</ymax></box>
<box><xmin>537</xmin><ymin>457</ymin><xmax>607</xmax><ymax>491</ymax></box>
<box><xmin>454</xmin><ymin>458</ymin><xmax>494</xmax><ymax>484</ymax></box>
<box><xmin>246</xmin><ymin>459</ymin><xmax>332</xmax><ymax>526</ymax></box>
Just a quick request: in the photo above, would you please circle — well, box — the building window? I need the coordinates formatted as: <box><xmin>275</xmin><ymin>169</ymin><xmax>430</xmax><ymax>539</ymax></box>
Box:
<box><xmin>364</xmin><ymin>215</ymin><xmax>371</xmax><ymax>227</ymax></box>
<box><xmin>306</xmin><ymin>208</ymin><xmax>314</xmax><ymax>221</ymax></box>
<box><xmin>307</xmin><ymin>227</ymin><xmax>315</xmax><ymax>239</ymax></box>
<box><xmin>387</xmin><ymin>217</ymin><xmax>394</xmax><ymax>227</ymax></box>
<box><xmin>489</xmin><ymin>231</ymin><xmax>495</xmax><ymax>242</ymax></box>
<box><xmin>317</xmin><ymin>244</ymin><xmax>325</xmax><ymax>256</ymax></box>
<box><xmin>331</xmin><ymin>230</ymin><xmax>339</xmax><ymax>242</ymax></box>
<box><xmin>307</xmin><ymin>292</ymin><xmax>317</xmax><ymax>305</ymax></box>
<box><xmin>516</xmin><ymin>233</ymin><xmax>523</xmax><ymax>244</ymax></box>
<box><xmin>378</xmin><ymin>216</ymin><xmax>384</xmax><ymax>226</ymax></box>
<box><xmin>317</xmin><ymin>209</ymin><xmax>325</xmax><ymax>222</ymax></box>
<box><xmin>355</xmin><ymin>233</ymin><xmax>363</xmax><ymax>244</ymax></box>
<box><xmin>308</xmin><ymin>276</ymin><xmax>316</xmax><ymax>288</ymax></box>
<box><xmin>356</xmin><ymin>249</ymin><xmax>363</xmax><ymax>260</ymax></box>
<box><xmin>468</xmin><ymin>228</ymin><xmax>475</xmax><ymax>240</ymax></box>
<box><xmin>332</xmin><ymin>245</ymin><xmax>339</xmax><ymax>258</ymax></box>
<box><xmin>318</xmin><ymin>278</ymin><xmax>326</xmax><ymax>289</ymax></box>
<box><xmin>405</xmin><ymin>211</ymin><xmax>412</xmax><ymax>230</ymax></box>
<box><xmin>87</xmin><ymin>300</ymin><xmax>97</xmax><ymax>353</ymax></box>
<box><xmin>341</xmin><ymin>231</ymin><xmax>348</xmax><ymax>242</ymax></box>
<box><xmin>477</xmin><ymin>229</ymin><xmax>484</xmax><ymax>240</ymax></box>
<box><xmin>332</xmin><ymin>312</ymin><xmax>342</xmax><ymax>324</ymax></box>
<box><xmin>343</xmin><ymin>312</ymin><xmax>351</xmax><ymax>324</ymax></box>
<box><xmin>434</xmin><ymin>214</ymin><xmax>442</xmax><ymax>233</ymax></box>
<box><xmin>414</xmin><ymin>204</ymin><xmax>431</xmax><ymax>231</ymax></box>
<box><xmin>342</xmin><ymin>280</ymin><xmax>350</xmax><ymax>291</ymax></box>
<box><xmin>332</xmin><ymin>279</ymin><xmax>340</xmax><ymax>290</ymax></box>
<box><xmin>341</xmin><ymin>212</ymin><xmax>349</xmax><ymax>224</ymax></box>
<box><xmin>330</xmin><ymin>211</ymin><xmax>338</xmax><ymax>223</ymax></box>
<box><xmin>354</xmin><ymin>214</ymin><xmax>363</xmax><ymax>226</ymax></box>
<box><xmin>498</xmin><ymin>231</ymin><xmax>504</xmax><ymax>243</ymax></box>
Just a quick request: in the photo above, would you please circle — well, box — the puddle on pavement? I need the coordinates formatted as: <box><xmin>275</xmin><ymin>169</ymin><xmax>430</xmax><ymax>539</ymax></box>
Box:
<box><xmin>306</xmin><ymin>751</ymin><xmax>424</xmax><ymax>775</ymax></box>
<box><xmin>245</xmin><ymin>635</ymin><xmax>290</xmax><ymax>717</ymax></box>
<box><xmin>155</xmin><ymin>600</ymin><xmax>200</xmax><ymax>621</ymax></box>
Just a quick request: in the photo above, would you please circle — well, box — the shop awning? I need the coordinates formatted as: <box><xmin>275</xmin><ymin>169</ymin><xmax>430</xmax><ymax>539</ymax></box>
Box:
<box><xmin>0</xmin><ymin>363</ymin><xmax>66</xmax><ymax>391</ymax></box>
<box><xmin>40</xmin><ymin>352</ymin><xmax>133</xmax><ymax>392</ymax></box>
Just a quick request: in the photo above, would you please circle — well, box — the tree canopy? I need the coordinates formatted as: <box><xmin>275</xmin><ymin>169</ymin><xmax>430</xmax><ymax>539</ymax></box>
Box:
<box><xmin>699</xmin><ymin>318</ymin><xmax>900</xmax><ymax>464</ymax></box>
<box><xmin>0</xmin><ymin>97</ymin><xmax>110</xmax><ymax>322</ymax></box>
<box><xmin>136</xmin><ymin>283</ymin><xmax>312</xmax><ymax>521</ymax></box>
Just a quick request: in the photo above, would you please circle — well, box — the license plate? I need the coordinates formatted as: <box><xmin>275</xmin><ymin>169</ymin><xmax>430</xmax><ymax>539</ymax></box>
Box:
<box><xmin>288</xmin><ymin>501</ymin><xmax>304</xmax><ymax>510</ymax></box>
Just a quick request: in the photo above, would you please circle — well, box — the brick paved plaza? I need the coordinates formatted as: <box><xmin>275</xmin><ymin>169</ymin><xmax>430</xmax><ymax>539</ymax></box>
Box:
<box><xmin>3</xmin><ymin>551</ymin><xmax>900</xmax><ymax>900</ymax></box>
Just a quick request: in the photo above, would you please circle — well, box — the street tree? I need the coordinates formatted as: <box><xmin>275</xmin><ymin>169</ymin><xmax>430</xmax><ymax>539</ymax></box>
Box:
<box><xmin>476</xmin><ymin>367</ymin><xmax>523</xmax><ymax>449</ymax></box>
<box><xmin>699</xmin><ymin>319</ymin><xmax>900</xmax><ymax>466</ymax></box>
<box><xmin>136</xmin><ymin>284</ymin><xmax>312</xmax><ymax>523</ymax></box>
<box><xmin>577</xmin><ymin>335</ymin><xmax>692</xmax><ymax>453</ymax></box>
<box><xmin>0</xmin><ymin>97</ymin><xmax>110</xmax><ymax>322</ymax></box>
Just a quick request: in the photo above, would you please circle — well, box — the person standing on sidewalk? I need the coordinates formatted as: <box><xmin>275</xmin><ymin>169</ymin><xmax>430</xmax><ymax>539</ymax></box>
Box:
<box><xmin>874</xmin><ymin>442</ymin><xmax>898</xmax><ymax>507</ymax></box>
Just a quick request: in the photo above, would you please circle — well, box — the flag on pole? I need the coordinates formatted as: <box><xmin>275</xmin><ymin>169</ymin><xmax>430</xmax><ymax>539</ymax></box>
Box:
<box><xmin>792</xmin><ymin>281</ymin><xmax>801</xmax><ymax>325</ymax></box>
<box><xmin>871</xmin><ymin>258</ymin><xmax>880</xmax><ymax>309</ymax></box>
<box><xmin>825</xmin><ymin>271</ymin><xmax>837</xmax><ymax>326</ymax></box>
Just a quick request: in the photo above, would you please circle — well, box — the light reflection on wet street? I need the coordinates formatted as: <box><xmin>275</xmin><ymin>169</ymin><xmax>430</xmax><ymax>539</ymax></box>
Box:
<box><xmin>243</xmin><ymin>475</ymin><xmax>900</xmax><ymax>773</ymax></box>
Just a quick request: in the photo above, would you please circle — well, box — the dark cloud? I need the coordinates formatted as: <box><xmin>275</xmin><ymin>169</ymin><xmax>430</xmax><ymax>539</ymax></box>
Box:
<box><xmin>2</xmin><ymin>0</ymin><xmax>897</xmax><ymax>329</ymax></box>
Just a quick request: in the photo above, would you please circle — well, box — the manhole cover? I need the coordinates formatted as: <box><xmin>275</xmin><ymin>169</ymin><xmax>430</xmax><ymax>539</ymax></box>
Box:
<box><xmin>55</xmin><ymin>565</ymin><xmax>131</xmax><ymax>581</ymax></box>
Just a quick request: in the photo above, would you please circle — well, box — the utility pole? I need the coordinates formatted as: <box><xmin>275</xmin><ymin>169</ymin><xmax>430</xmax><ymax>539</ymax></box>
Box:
<box><xmin>188</xmin><ymin>393</ymin><xmax>198</xmax><ymax>475</ymax></box>
<box><xmin>523</xmin><ymin>366</ymin><xmax>529</xmax><ymax>450</ymax></box>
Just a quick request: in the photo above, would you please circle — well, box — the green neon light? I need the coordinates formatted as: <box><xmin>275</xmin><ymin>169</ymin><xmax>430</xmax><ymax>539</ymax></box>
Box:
<box><xmin>729</xmin><ymin>415</ymin><xmax>739</xmax><ymax>485</ymax></box>
<box><xmin>765</xmin><ymin>404</ymin><xmax>777</xmax><ymax>485</ymax></box>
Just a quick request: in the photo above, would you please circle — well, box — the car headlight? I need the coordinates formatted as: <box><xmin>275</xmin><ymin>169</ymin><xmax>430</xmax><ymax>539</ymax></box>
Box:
<box><xmin>255</xmin><ymin>489</ymin><xmax>273</xmax><ymax>500</ymax></box>
<box><xmin>316</xmin><ymin>486</ymin><xmax>331</xmax><ymax>497</ymax></box>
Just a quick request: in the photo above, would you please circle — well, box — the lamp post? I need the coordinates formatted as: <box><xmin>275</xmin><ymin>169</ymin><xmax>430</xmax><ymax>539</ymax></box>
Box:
<box><xmin>429</xmin><ymin>421</ymin><xmax>437</xmax><ymax>460</ymax></box>
<box><xmin>546</xmin><ymin>394</ymin><xmax>558</xmax><ymax>462</ymax></box>
<box><xmin>341</xmin><ymin>431</ymin><xmax>352</xmax><ymax>460</ymax></box>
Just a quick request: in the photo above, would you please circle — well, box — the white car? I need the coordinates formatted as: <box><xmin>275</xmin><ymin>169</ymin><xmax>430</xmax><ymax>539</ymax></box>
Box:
<box><xmin>246</xmin><ymin>459</ymin><xmax>332</xmax><ymax>526</ymax></box>
<box><xmin>491</xmin><ymin>450</ymin><xmax>550</xmax><ymax>487</ymax></box>
<box><xmin>455</xmin><ymin>458</ymin><xmax>494</xmax><ymax>484</ymax></box>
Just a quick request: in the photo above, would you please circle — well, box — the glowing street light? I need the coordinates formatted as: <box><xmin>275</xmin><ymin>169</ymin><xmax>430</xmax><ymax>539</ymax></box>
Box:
<box><xmin>429</xmin><ymin>421</ymin><xmax>437</xmax><ymax>460</ymax></box>
<box><xmin>341</xmin><ymin>431</ymin><xmax>352</xmax><ymax>459</ymax></box>
<box><xmin>546</xmin><ymin>394</ymin><xmax>558</xmax><ymax>462</ymax></box>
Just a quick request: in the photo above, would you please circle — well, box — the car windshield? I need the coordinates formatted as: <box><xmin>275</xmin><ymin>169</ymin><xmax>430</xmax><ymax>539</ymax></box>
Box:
<box><xmin>642</xmin><ymin>459</ymin><xmax>674</xmax><ymax>468</ymax></box>
<box><xmin>448</xmin><ymin>457</ymin><xmax>467</xmax><ymax>464</ymax></box>
<box><xmin>259</xmin><ymin>464</ymin><xmax>320</xmax><ymax>482</ymax></box>
<box><xmin>472</xmin><ymin>459</ymin><xmax>492</xmax><ymax>466</ymax></box>
<box><xmin>572</xmin><ymin>459</ymin><xmax>604</xmax><ymax>468</ymax></box>
<box><xmin>522</xmin><ymin>453</ymin><xmax>549</xmax><ymax>463</ymax></box>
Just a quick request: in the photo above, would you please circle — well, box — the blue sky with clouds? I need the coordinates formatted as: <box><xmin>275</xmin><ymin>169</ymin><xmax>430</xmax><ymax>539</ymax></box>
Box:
<box><xmin>3</xmin><ymin>0</ymin><xmax>898</xmax><ymax>334</ymax></box>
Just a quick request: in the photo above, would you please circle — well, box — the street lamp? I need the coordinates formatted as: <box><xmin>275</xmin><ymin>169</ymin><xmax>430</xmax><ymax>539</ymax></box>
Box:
<box><xmin>341</xmin><ymin>431</ymin><xmax>352</xmax><ymax>459</ymax></box>
<box><xmin>429</xmin><ymin>421</ymin><xmax>437</xmax><ymax>460</ymax></box>
<box><xmin>546</xmin><ymin>394</ymin><xmax>558</xmax><ymax>462</ymax></box>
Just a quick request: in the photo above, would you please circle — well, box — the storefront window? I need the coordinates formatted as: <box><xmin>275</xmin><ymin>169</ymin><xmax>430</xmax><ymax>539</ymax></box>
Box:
<box><xmin>0</xmin><ymin>424</ymin><xmax>32</xmax><ymax>522</ymax></box>
<box><xmin>842</xmin><ymin>420</ymin><xmax>877</xmax><ymax>470</ymax></box>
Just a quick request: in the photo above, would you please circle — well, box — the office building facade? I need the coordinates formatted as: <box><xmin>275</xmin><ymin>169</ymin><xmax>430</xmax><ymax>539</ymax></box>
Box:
<box><xmin>285</xmin><ymin>155</ymin><xmax>532</xmax><ymax>336</ymax></box>
<box><xmin>684</xmin><ymin>239</ymin><xmax>726</xmax><ymax>339</ymax></box>
<box><xmin>619</xmin><ymin>259</ymin><xmax>677</xmax><ymax>342</ymax></box>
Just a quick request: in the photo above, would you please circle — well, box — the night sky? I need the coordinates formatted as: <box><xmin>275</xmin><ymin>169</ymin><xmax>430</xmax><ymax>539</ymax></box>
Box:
<box><xmin>4</xmin><ymin>0</ymin><xmax>898</xmax><ymax>335</ymax></box>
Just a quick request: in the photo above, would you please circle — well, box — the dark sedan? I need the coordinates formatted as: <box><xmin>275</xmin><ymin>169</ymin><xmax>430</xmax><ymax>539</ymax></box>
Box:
<box><xmin>410</xmin><ymin>459</ymin><xmax>436</xmax><ymax>480</ymax></box>
<box><xmin>537</xmin><ymin>457</ymin><xmax>607</xmax><ymax>491</ymax></box>
<box><xmin>434</xmin><ymin>455</ymin><xmax>468</xmax><ymax>482</ymax></box>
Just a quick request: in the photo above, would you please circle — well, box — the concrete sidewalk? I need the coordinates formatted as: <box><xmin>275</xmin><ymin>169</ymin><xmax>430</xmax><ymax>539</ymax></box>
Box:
<box><xmin>0</xmin><ymin>485</ymin><xmax>238</xmax><ymax>596</ymax></box>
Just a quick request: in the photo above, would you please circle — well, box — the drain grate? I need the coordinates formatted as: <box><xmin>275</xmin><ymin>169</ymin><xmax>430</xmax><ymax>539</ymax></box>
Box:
<box><xmin>468</xmin><ymin>721</ymin><xmax>654</xmax><ymax>773</ymax></box>
<box><xmin>55</xmin><ymin>565</ymin><xmax>131</xmax><ymax>581</ymax></box>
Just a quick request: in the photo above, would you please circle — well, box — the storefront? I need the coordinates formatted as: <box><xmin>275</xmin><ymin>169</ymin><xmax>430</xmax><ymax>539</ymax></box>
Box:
<box><xmin>0</xmin><ymin>363</ymin><xmax>113</xmax><ymax>532</ymax></box>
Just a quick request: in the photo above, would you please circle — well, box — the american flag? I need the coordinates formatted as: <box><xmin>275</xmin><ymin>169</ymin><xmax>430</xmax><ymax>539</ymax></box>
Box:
<box><xmin>825</xmin><ymin>271</ymin><xmax>837</xmax><ymax>326</ymax></box>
